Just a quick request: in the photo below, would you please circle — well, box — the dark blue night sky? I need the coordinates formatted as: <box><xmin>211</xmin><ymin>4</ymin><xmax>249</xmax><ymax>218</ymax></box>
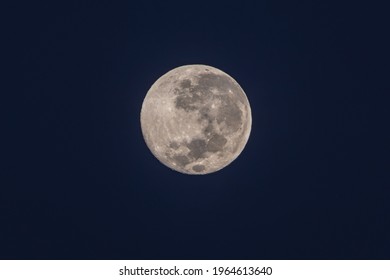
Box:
<box><xmin>2</xmin><ymin>1</ymin><xmax>389</xmax><ymax>259</ymax></box>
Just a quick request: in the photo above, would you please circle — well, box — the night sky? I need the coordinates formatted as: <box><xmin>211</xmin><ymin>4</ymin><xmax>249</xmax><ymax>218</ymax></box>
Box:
<box><xmin>2</xmin><ymin>1</ymin><xmax>389</xmax><ymax>259</ymax></box>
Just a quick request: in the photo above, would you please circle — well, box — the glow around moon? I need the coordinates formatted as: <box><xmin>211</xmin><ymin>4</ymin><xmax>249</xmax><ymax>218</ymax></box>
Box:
<box><xmin>140</xmin><ymin>65</ymin><xmax>251</xmax><ymax>175</ymax></box>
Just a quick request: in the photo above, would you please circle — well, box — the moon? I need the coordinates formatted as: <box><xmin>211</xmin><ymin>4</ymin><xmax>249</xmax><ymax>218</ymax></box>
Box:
<box><xmin>140</xmin><ymin>65</ymin><xmax>251</xmax><ymax>175</ymax></box>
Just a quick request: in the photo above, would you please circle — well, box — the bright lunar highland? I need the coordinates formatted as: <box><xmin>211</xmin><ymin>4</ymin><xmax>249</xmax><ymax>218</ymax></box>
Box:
<box><xmin>140</xmin><ymin>65</ymin><xmax>251</xmax><ymax>174</ymax></box>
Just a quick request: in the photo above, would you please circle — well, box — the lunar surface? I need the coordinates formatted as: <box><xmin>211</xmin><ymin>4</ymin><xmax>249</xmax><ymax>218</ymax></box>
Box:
<box><xmin>140</xmin><ymin>65</ymin><xmax>251</xmax><ymax>174</ymax></box>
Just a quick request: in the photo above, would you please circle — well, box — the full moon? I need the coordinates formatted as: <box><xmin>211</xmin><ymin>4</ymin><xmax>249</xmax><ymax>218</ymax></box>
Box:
<box><xmin>140</xmin><ymin>65</ymin><xmax>252</xmax><ymax>175</ymax></box>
